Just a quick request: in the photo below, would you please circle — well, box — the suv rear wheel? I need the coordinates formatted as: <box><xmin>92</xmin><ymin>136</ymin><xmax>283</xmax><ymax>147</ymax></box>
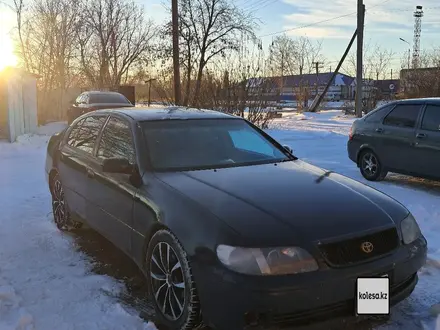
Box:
<box><xmin>359</xmin><ymin>149</ymin><xmax>388</xmax><ymax>181</ymax></box>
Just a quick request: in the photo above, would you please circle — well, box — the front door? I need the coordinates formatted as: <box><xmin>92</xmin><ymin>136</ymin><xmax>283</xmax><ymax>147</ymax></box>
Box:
<box><xmin>413</xmin><ymin>104</ymin><xmax>440</xmax><ymax>178</ymax></box>
<box><xmin>58</xmin><ymin>116</ymin><xmax>107</xmax><ymax>220</ymax></box>
<box><xmin>86</xmin><ymin>116</ymin><xmax>138</xmax><ymax>254</ymax></box>
<box><xmin>377</xmin><ymin>103</ymin><xmax>422</xmax><ymax>173</ymax></box>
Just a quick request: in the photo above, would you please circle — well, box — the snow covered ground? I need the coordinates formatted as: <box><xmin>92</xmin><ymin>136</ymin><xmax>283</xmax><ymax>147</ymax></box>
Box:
<box><xmin>0</xmin><ymin>124</ymin><xmax>157</xmax><ymax>330</ymax></box>
<box><xmin>0</xmin><ymin>111</ymin><xmax>439</xmax><ymax>330</ymax></box>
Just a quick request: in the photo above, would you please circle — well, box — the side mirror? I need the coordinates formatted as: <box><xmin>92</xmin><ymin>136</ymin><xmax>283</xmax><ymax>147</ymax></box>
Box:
<box><xmin>283</xmin><ymin>145</ymin><xmax>293</xmax><ymax>154</ymax></box>
<box><xmin>102</xmin><ymin>157</ymin><xmax>133</xmax><ymax>174</ymax></box>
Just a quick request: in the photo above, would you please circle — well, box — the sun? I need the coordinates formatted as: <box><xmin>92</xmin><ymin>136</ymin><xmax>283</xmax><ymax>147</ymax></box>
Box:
<box><xmin>0</xmin><ymin>33</ymin><xmax>18</xmax><ymax>71</ymax></box>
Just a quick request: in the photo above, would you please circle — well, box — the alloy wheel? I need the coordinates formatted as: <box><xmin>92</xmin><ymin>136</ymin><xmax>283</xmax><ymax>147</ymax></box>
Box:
<box><xmin>150</xmin><ymin>242</ymin><xmax>186</xmax><ymax>321</ymax></box>
<box><xmin>362</xmin><ymin>152</ymin><xmax>378</xmax><ymax>177</ymax></box>
<box><xmin>52</xmin><ymin>179</ymin><xmax>68</xmax><ymax>229</ymax></box>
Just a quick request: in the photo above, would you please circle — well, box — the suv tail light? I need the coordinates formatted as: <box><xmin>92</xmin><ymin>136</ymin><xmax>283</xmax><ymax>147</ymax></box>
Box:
<box><xmin>349</xmin><ymin>125</ymin><xmax>353</xmax><ymax>140</ymax></box>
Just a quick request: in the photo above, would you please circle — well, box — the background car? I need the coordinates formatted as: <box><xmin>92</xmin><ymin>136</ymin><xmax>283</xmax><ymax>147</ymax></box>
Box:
<box><xmin>348</xmin><ymin>98</ymin><xmax>440</xmax><ymax>181</ymax></box>
<box><xmin>46</xmin><ymin>107</ymin><xmax>427</xmax><ymax>330</ymax></box>
<box><xmin>67</xmin><ymin>91</ymin><xmax>134</xmax><ymax>124</ymax></box>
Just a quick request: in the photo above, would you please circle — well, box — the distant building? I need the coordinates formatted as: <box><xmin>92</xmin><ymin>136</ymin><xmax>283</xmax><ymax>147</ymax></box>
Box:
<box><xmin>400</xmin><ymin>67</ymin><xmax>440</xmax><ymax>97</ymax></box>
<box><xmin>373</xmin><ymin>79</ymin><xmax>400</xmax><ymax>98</ymax></box>
<box><xmin>247</xmin><ymin>72</ymin><xmax>355</xmax><ymax>102</ymax></box>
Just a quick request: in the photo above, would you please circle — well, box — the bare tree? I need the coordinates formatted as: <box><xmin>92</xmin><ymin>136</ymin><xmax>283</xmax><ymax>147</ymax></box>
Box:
<box><xmin>267</xmin><ymin>35</ymin><xmax>297</xmax><ymax>76</ymax></box>
<box><xmin>12</xmin><ymin>0</ymin><xmax>30</xmax><ymax>71</ymax></box>
<box><xmin>344</xmin><ymin>42</ymin><xmax>394</xmax><ymax>80</ymax></box>
<box><xmin>12</xmin><ymin>0</ymin><xmax>82</xmax><ymax>122</ymax></box>
<box><xmin>77</xmin><ymin>0</ymin><xmax>155</xmax><ymax>88</ymax></box>
<box><xmin>370</xmin><ymin>46</ymin><xmax>395</xmax><ymax>80</ymax></box>
<box><xmin>177</xmin><ymin>0</ymin><xmax>257</xmax><ymax>106</ymax></box>
<box><xmin>402</xmin><ymin>48</ymin><xmax>440</xmax><ymax>98</ymax></box>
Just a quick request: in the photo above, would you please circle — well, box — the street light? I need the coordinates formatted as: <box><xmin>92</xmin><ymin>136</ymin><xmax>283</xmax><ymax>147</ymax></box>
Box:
<box><xmin>399</xmin><ymin>38</ymin><xmax>411</xmax><ymax>69</ymax></box>
<box><xmin>145</xmin><ymin>78</ymin><xmax>157</xmax><ymax>107</ymax></box>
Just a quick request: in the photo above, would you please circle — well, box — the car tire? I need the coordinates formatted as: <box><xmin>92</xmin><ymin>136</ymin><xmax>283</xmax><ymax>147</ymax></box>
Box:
<box><xmin>359</xmin><ymin>149</ymin><xmax>388</xmax><ymax>181</ymax></box>
<box><xmin>50</xmin><ymin>173</ymin><xmax>82</xmax><ymax>231</ymax></box>
<box><xmin>145</xmin><ymin>229</ymin><xmax>202</xmax><ymax>330</ymax></box>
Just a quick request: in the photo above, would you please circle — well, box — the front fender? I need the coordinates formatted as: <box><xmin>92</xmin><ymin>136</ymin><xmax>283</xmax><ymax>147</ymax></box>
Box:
<box><xmin>131</xmin><ymin>174</ymin><xmax>242</xmax><ymax>270</ymax></box>
<box><xmin>45</xmin><ymin>129</ymin><xmax>66</xmax><ymax>183</ymax></box>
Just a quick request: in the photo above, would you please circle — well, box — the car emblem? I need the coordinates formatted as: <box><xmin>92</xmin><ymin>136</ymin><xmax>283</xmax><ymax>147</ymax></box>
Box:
<box><xmin>360</xmin><ymin>241</ymin><xmax>374</xmax><ymax>253</ymax></box>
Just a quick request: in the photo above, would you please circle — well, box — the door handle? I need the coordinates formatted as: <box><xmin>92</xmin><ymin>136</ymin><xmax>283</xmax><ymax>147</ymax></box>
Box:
<box><xmin>416</xmin><ymin>133</ymin><xmax>426</xmax><ymax>139</ymax></box>
<box><xmin>375</xmin><ymin>128</ymin><xmax>383</xmax><ymax>133</ymax></box>
<box><xmin>86</xmin><ymin>169</ymin><xmax>95</xmax><ymax>178</ymax></box>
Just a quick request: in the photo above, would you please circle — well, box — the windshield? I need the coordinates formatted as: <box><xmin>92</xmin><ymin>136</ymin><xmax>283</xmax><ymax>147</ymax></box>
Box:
<box><xmin>142</xmin><ymin>119</ymin><xmax>292</xmax><ymax>171</ymax></box>
<box><xmin>89</xmin><ymin>93</ymin><xmax>131</xmax><ymax>104</ymax></box>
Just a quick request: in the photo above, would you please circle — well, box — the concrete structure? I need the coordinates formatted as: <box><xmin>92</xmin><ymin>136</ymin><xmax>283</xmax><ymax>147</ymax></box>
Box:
<box><xmin>0</xmin><ymin>68</ymin><xmax>39</xmax><ymax>142</ymax></box>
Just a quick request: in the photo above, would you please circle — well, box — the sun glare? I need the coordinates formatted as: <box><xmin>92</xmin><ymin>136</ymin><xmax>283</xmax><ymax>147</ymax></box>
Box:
<box><xmin>0</xmin><ymin>33</ymin><xmax>18</xmax><ymax>71</ymax></box>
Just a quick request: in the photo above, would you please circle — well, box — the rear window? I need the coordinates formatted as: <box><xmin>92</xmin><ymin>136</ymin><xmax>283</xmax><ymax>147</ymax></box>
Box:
<box><xmin>89</xmin><ymin>93</ymin><xmax>131</xmax><ymax>104</ymax></box>
<box><xmin>383</xmin><ymin>104</ymin><xmax>421</xmax><ymax>128</ymax></box>
<box><xmin>364</xmin><ymin>104</ymin><xmax>394</xmax><ymax>123</ymax></box>
<box><xmin>421</xmin><ymin>105</ymin><xmax>440</xmax><ymax>131</ymax></box>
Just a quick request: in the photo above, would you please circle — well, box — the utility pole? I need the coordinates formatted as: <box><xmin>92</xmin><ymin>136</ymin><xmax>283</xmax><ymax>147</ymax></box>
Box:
<box><xmin>355</xmin><ymin>0</ymin><xmax>365</xmax><ymax>118</ymax></box>
<box><xmin>312</xmin><ymin>61</ymin><xmax>324</xmax><ymax>97</ymax></box>
<box><xmin>309</xmin><ymin>29</ymin><xmax>358</xmax><ymax>113</ymax></box>
<box><xmin>171</xmin><ymin>0</ymin><xmax>181</xmax><ymax>105</ymax></box>
<box><xmin>280</xmin><ymin>52</ymin><xmax>285</xmax><ymax>104</ymax></box>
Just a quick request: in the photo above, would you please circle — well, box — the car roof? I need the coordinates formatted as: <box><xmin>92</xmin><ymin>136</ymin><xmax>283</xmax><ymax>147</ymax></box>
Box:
<box><xmin>393</xmin><ymin>97</ymin><xmax>440</xmax><ymax>105</ymax></box>
<box><xmin>92</xmin><ymin>107</ymin><xmax>238</xmax><ymax>121</ymax></box>
<box><xmin>84</xmin><ymin>91</ymin><xmax>124</xmax><ymax>95</ymax></box>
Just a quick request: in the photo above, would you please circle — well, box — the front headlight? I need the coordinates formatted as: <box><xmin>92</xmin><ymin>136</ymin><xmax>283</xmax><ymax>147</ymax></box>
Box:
<box><xmin>401</xmin><ymin>213</ymin><xmax>422</xmax><ymax>244</ymax></box>
<box><xmin>216</xmin><ymin>245</ymin><xmax>319</xmax><ymax>275</ymax></box>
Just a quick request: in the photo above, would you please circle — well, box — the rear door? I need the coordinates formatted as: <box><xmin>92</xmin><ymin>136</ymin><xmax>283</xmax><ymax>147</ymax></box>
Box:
<box><xmin>377</xmin><ymin>103</ymin><xmax>423</xmax><ymax>173</ymax></box>
<box><xmin>413</xmin><ymin>104</ymin><xmax>440</xmax><ymax>178</ymax></box>
<box><xmin>356</xmin><ymin>103</ymin><xmax>395</xmax><ymax>155</ymax></box>
<box><xmin>58</xmin><ymin>115</ymin><xmax>107</xmax><ymax>220</ymax></box>
<box><xmin>86</xmin><ymin>115</ymin><xmax>138</xmax><ymax>253</ymax></box>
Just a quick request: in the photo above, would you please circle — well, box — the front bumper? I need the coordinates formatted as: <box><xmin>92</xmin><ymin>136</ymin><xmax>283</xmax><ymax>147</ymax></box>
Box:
<box><xmin>192</xmin><ymin>236</ymin><xmax>427</xmax><ymax>330</ymax></box>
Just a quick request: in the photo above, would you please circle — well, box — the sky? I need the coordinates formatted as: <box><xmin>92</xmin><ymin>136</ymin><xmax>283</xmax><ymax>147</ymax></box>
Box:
<box><xmin>1</xmin><ymin>0</ymin><xmax>439</xmax><ymax>74</ymax></box>
<box><xmin>140</xmin><ymin>0</ymin><xmax>440</xmax><ymax>75</ymax></box>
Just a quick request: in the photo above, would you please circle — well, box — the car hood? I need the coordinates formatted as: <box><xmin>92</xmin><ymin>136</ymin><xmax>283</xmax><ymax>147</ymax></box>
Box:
<box><xmin>155</xmin><ymin>160</ymin><xmax>408</xmax><ymax>245</ymax></box>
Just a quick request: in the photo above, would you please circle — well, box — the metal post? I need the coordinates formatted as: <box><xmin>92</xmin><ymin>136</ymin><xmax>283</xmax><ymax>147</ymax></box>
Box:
<box><xmin>355</xmin><ymin>1</ymin><xmax>365</xmax><ymax>118</ymax></box>
<box><xmin>171</xmin><ymin>0</ymin><xmax>181</xmax><ymax>105</ymax></box>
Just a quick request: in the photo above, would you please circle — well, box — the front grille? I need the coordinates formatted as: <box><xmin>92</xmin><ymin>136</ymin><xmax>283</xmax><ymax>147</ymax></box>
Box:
<box><xmin>252</xmin><ymin>301</ymin><xmax>353</xmax><ymax>328</ymax></box>
<box><xmin>319</xmin><ymin>228</ymin><xmax>399</xmax><ymax>267</ymax></box>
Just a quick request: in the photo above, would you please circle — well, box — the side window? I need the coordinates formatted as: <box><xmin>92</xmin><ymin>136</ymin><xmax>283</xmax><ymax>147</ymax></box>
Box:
<box><xmin>97</xmin><ymin>117</ymin><xmax>135</xmax><ymax>164</ymax></box>
<box><xmin>71</xmin><ymin>116</ymin><xmax>107</xmax><ymax>154</ymax></box>
<box><xmin>421</xmin><ymin>105</ymin><xmax>440</xmax><ymax>131</ymax></box>
<box><xmin>229</xmin><ymin>129</ymin><xmax>274</xmax><ymax>157</ymax></box>
<box><xmin>364</xmin><ymin>104</ymin><xmax>394</xmax><ymax>123</ymax></box>
<box><xmin>383</xmin><ymin>104</ymin><xmax>421</xmax><ymax>128</ymax></box>
<box><xmin>66</xmin><ymin>118</ymin><xmax>85</xmax><ymax>146</ymax></box>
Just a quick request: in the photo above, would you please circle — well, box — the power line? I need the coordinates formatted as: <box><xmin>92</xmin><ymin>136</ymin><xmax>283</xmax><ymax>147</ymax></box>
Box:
<box><xmin>258</xmin><ymin>3</ymin><xmax>440</xmax><ymax>39</ymax></box>
<box><xmin>245</xmin><ymin>0</ymin><xmax>271</xmax><ymax>11</ymax></box>
<box><xmin>255</xmin><ymin>0</ymin><xmax>279</xmax><ymax>11</ymax></box>
<box><xmin>259</xmin><ymin>12</ymin><xmax>357</xmax><ymax>38</ymax></box>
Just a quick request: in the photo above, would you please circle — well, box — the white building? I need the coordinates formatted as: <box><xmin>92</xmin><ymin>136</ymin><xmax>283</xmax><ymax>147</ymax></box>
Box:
<box><xmin>0</xmin><ymin>68</ymin><xmax>39</xmax><ymax>142</ymax></box>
